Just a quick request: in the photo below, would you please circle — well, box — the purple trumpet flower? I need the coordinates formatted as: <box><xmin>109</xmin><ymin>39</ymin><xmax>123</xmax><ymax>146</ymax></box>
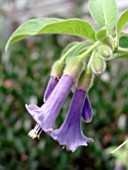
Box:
<box><xmin>26</xmin><ymin>75</ymin><xmax>74</xmax><ymax>137</ymax></box>
<box><xmin>44</xmin><ymin>76</ymin><xmax>59</xmax><ymax>102</ymax></box>
<box><xmin>115</xmin><ymin>164</ymin><xmax>126</xmax><ymax>170</ymax></box>
<box><xmin>51</xmin><ymin>89</ymin><xmax>93</xmax><ymax>152</ymax></box>
<box><xmin>82</xmin><ymin>95</ymin><xmax>92</xmax><ymax>123</ymax></box>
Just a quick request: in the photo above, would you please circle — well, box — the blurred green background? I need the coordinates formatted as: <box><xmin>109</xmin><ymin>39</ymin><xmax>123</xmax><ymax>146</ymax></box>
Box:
<box><xmin>0</xmin><ymin>0</ymin><xmax>128</xmax><ymax>170</ymax></box>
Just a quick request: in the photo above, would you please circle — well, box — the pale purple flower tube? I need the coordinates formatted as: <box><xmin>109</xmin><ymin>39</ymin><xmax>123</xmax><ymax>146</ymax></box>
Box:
<box><xmin>26</xmin><ymin>75</ymin><xmax>74</xmax><ymax>134</ymax></box>
<box><xmin>51</xmin><ymin>89</ymin><xmax>93</xmax><ymax>152</ymax></box>
<box><xmin>82</xmin><ymin>95</ymin><xmax>92</xmax><ymax>123</ymax></box>
<box><xmin>44</xmin><ymin>76</ymin><xmax>59</xmax><ymax>102</ymax></box>
<box><xmin>115</xmin><ymin>164</ymin><xmax>126</xmax><ymax>170</ymax></box>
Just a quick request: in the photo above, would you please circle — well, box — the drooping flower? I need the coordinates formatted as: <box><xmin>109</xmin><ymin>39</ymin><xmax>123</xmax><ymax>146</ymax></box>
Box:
<box><xmin>82</xmin><ymin>95</ymin><xmax>92</xmax><ymax>123</ymax></box>
<box><xmin>26</xmin><ymin>75</ymin><xmax>74</xmax><ymax>136</ymax></box>
<box><xmin>77</xmin><ymin>65</ymin><xmax>94</xmax><ymax>123</ymax></box>
<box><xmin>44</xmin><ymin>76</ymin><xmax>58</xmax><ymax>102</ymax></box>
<box><xmin>26</xmin><ymin>56</ymin><xmax>85</xmax><ymax>139</ymax></box>
<box><xmin>51</xmin><ymin>89</ymin><xmax>93</xmax><ymax>152</ymax></box>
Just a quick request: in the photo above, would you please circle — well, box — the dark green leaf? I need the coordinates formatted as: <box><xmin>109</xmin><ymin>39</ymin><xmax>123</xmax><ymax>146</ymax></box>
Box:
<box><xmin>119</xmin><ymin>35</ymin><xmax>128</xmax><ymax>48</ymax></box>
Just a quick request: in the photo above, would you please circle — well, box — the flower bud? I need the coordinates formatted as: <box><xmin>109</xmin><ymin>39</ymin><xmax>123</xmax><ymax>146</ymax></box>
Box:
<box><xmin>91</xmin><ymin>52</ymin><xmax>106</xmax><ymax>74</ymax></box>
<box><xmin>77</xmin><ymin>66</ymin><xmax>94</xmax><ymax>92</ymax></box>
<box><xmin>64</xmin><ymin>56</ymin><xmax>84</xmax><ymax>82</ymax></box>
<box><xmin>101</xmin><ymin>36</ymin><xmax>115</xmax><ymax>51</ymax></box>
<box><xmin>98</xmin><ymin>45</ymin><xmax>112</xmax><ymax>60</ymax></box>
<box><xmin>51</xmin><ymin>59</ymin><xmax>65</xmax><ymax>78</ymax></box>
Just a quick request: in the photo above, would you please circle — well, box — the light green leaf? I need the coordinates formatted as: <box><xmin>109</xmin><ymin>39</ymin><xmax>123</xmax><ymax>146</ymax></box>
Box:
<box><xmin>89</xmin><ymin>0</ymin><xmax>118</xmax><ymax>31</ymax></box>
<box><xmin>116</xmin><ymin>9</ymin><xmax>128</xmax><ymax>45</ymax></box>
<box><xmin>5</xmin><ymin>18</ymin><xmax>96</xmax><ymax>51</ymax></box>
<box><xmin>96</xmin><ymin>25</ymin><xmax>109</xmax><ymax>40</ymax></box>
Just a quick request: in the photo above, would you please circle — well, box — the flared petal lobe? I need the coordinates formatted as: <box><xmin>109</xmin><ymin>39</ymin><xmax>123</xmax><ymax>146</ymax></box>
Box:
<box><xmin>51</xmin><ymin>89</ymin><xmax>93</xmax><ymax>152</ymax></box>
<box><xmin>82</xmin><ymin>95</ymin><xmax>92</xmax><ymax>123</ymax></box>
<box><xmin>26</xmin><ymin>75</ymin><xmax>74</xmax><ymax>134</ymax></box>
<box><xmin>44</xmin><ymin>76</ymin><xmax>58</xmax><ymax>102</ymax></box>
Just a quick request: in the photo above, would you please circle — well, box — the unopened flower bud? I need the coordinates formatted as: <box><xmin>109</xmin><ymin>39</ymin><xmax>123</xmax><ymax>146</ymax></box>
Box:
<box><xmin>51</xmin><ymin>59</ymin><xmax>65</xmax><ymax>78</ymax></box>
<box><xmin>64</xmin><ymin>56</ymin><xmax>84</xmax><ymax>82</ymax></box>
<box><xmin>77</xmin><ymin>66</ymin><xmax>94</xmax><ymax>92</ymax></box>
<box><xmin>101</xmin><ymin>36</ymin><xmax>115</xmax><ymax>51</ymax></box>
<box><xmin>98</xmin><ymin>45</ymin><xmax>112</xmax><ymax>60</ymax></box>
<box><xmin>91</xmin><ymin>52</ymin><xmax>106</xmax><ymax>74</ymax></box>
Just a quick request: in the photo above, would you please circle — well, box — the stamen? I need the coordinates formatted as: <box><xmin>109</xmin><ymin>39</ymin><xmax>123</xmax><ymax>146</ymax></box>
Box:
<box><xmin>28</xmin><ymin>124</ymin><xmax>42</xmax><ymax>140</ymax></box>
<box><xmin>62</xmin><ymin>146</ymin><xmax>65</xmax><ymax>149</ymax></box>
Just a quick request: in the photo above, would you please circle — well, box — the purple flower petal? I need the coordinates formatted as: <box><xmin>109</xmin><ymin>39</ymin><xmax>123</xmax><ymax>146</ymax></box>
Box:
<box><xmin>51</xmin><ymin>89</ymin><xmax>93</xmax><ymax>152</ymax></box>
<box><xmin>115</xmin><ymin>164</ymin><xmax>126</xmax><ymax>170</ymax></box>
<box><xmin>82</xmin><ymin>95</ymin><xmax>92</xmax><ymax>123</ymax></box>
<box><xmin>44</xmin><ymin>76</ymin><xmax>59</xmax><ymax>102</ymax></box>
<box><xmin>26</xmin><ymin>75</ymin><xmax>74</xmax><ymax>134</ymax></box>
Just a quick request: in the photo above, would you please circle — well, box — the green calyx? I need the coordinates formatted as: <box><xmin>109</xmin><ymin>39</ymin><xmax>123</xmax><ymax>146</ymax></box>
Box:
<box><xmin>91</xmin><ymin>52</ymin><xmax>106</xmax><ymax>74</ymax></box>
<box><xmin>51</xmin><ymin>59</ymin><xmax>65</xmax><ymax>78</ymax></box>
<box><xmin>101</xmin><ymin>36</ymin><xmax>115</xmax><ymax>51</ymax></box>
<box><xmin>98</xmin><ymin>44</ymin><xmax>113</xmax><ymax>60</ymax></box>
<box><xmin>77</xmin><ymin>66</ymin><xmax>94</xmax><ymax>92</ymax></box>
<box><xmin>64</xmin><ymin>56</ymin><xmax>84</xmax><ymax>82</ymax></box>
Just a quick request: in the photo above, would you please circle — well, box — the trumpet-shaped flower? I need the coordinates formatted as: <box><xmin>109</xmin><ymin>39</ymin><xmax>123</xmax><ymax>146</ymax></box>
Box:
<box><xmin>51</xmin><ymin>89</ymin><xmax>93</xmax><ymax>152</ymax></box>
<box><xmin>26</xmin><ymin>75</ymin><xmax>74</xmax><ymax>136</ymax></box>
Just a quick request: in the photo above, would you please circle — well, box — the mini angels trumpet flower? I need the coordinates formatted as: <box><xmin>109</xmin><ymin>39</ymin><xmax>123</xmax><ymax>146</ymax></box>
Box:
<box><xmin>26</xmin><ymin>56</ymin><xmax>85</xmax><ymax>139</ymax></box>
<box><xmin>51</xmin><ymin>89</ymin><xmax>93</xmax><ymax>152</ymax></box>
<box><xmin>77</xmin><ymin>66</ymin><xmax>94</xmax><ymax>123</ymax></box>
<box><xmin>26</xmin><ymin>75</ymin><xmax>74</xmax><ymax>136</ymax></box>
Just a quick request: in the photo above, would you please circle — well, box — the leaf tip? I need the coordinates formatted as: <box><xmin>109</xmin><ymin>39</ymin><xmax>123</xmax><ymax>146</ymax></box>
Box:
<box><xmin>5</xmin><ymin>42</ymin><xmax>9</xmax><ymax>53</ymax></box>
<box><xmin>5</xmin><ymin>37</ymin><xmax>12</xmax><ymax>52</ymax></box>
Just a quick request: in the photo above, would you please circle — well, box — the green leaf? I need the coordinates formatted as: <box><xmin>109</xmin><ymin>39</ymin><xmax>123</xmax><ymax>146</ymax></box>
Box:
<box><xmin>96</xmin><ymin>25</ymin><xmax>109</xmax><ymax>40</ymax></box>
<box><xmin>5</xmin><ymin>18</ymin><xmax>96</xmax><ymax>51</ymax></box>
<box><xmin>89</xmin><ymin>0</ymin><xmax>118</xmax><ymax>31</ymax></box>
<box><xmin>119</xmin><ymin>35</ymin><xmax>128</xmax><ymax>48</ymax></box>
<box><xmin>116</xmin><ymin>9</ymin><xmax>128</xmax><ymax>45</ymax></box>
